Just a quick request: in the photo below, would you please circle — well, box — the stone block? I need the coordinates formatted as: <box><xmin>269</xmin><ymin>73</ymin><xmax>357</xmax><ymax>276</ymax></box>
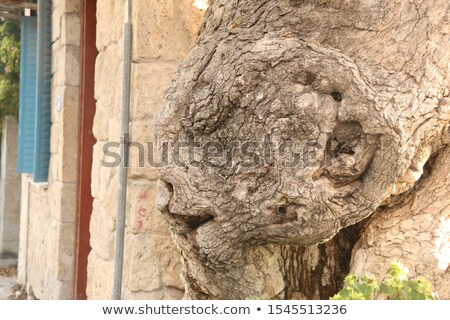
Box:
<box><xmin>107</xmin><ymin>119</ymin><xmax>121</xmax><ymax>142</ymax></box>
<box><xmin>0</xmin><ymin>117</ymin><xmax>21</xmax><ymax>257</ymax></box>
<box><xmin>125</xmin><ymin>234</ymin><xmax>183</xmax><ymax>292</ymax></box>
<box><xmin>123</xmin><ymin>288</ymin><xmax>184</xmax><ymax>300</ymax></box>
<box><xmin>59</xmin><ymin>86</ymin><xmax>79</xmax><ymax>183</ymax></box>
<box><xmin>62</xmin><ymin>0</ymin><xmax>81</xmax><ymax>14</ymax></box>
<box><xmin>128</xmin><ymin>121</ymin><xmax>159</xmax><ymax>181</ymax></box>
<box><xmin>96</xmin><ymin>0</ymin><xmax>123</xmax><ymax>51</ymax></box>
<box><xmin>24</xmin><ymin>188</ymin><xmax>63</xmax><ymax>299</ymax></box>
<box><xmin>17</xmin><ymin>175</ymin><xmax>29</xmax><ymax>284</ymax></box>
<box><xmin>91</xmin><ymin>142</ymin><xmax>103</xmax><ymax>198</ymax></box>
<box><xmin>51</xmin><ymin>5</ymin><xmax>62</xmax><ymax>43</ymax></box>
<box><xmin>94</xmin><ymin>44</ymin><xmax>122</xmax><ymax>120</ymax></box>
<box><xmin>60</xmin><ymin>151</ymin><xmax>77</xmax><ymax>183</ymax></box>
<box><xmin>86</xmin><ymin>0</ymin><xmax>204</xmax><ymax>301</ymax></box>
<box><xmin>87</xmin><ymin>252</ymin><xmax>114</xmax><ymax>299</ymax></box>
<box><xmin>132</xmin><ymin>0</ymin><xmax>203</xmax><ymax>61</ymax></box>
<box><xmin>48</xmin><ymin>155</ymin><xmax>59</xmax><ymax>183</ymax></box>
<box><xmin>130</xmin><ymin>61</ymin><xmax>177</xmax><ymax>121</ymax></box>
<box><xmin>1</xmin><ymin>117</ymin><xmax>19</xmax><ymax>175</ymax></box>
<box><xmin>51</xmin><ymin>87</ymin><xmax>62</xmax><ymax>126</ymax></box>
<box><xmin>60</xmin><ymin>183</ymin><xmax>77</xmax><ymax>223</ymax></box>
<box><xmin>92</xmin><ymin>108</ymin><xmax>110</xmax><ymax>141</ymax></box>
<box><xmin>52</xmin><ymin>0</ymin><xmax>61</xmax><ymax>11</ymax></box>
<box><xmin>127</xmin><ymin>180</ymin><xmax>170</xmax><ymax>236</ymax></box>
<box><xmin>52</xmin><ymin>46</ymin><xmax>62</xmax><ymax>86</ymax></box>
<box><xmin>1</xmin><ymin>221</ymin><xmax>20</xmax><ymax>243</ymax></box>
<box><xmin>61</xmin><ymin>13</ymin><xmax>81</xmax><ymax>46</ymax></box>
<box><xmin>48</xmin><ymin>181</ymin><xmax>77</xmax><ymax>223</ymax></box>
<box><xmin>163</xmin><ymin>288</ymin><xmax>184</xmax><ymax>300</ymax></box>
<box><xmin>54</xmin><ymin>45</ymin><xmax>81</xmax><ymax>87</ymax></box>
<box><xmin>89</xmin><ymin>199</ymin><xmax>116</xmax><ymax>261</ymax></box>
<box><xmin>122</xmin><ymin>289</ymin><xmax>164</xmax><ymax>300</ymax></box>
<box><xmin>90</xmin><ymin>148</ymin><xmax>119</xmax><ymax>215</ymax></box>
<box><xmin>55</xmin><ymin>222</ymin><xmax>75</xmax><ymax>282</ymax></box>
<box><xmin>100</xmin><ymin>167</ymin><xmax>119</xmax><ymax>219</ymax></box>
<box><xmin>50</xmin><ymin>123</ymin><xmax>61</xmax><ymax>155</ymax></box>
<box><xmin>64</xmin><ymin>45</ymin><xmax>81</xmax><ymax>87</ymax></box>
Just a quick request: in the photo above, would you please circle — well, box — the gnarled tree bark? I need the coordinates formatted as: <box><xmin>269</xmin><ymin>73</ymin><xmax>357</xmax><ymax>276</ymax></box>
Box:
<box><xmin>156</xmin><ymin>0</ymin><xmax>450</xmax><ymax>299</ymax></box>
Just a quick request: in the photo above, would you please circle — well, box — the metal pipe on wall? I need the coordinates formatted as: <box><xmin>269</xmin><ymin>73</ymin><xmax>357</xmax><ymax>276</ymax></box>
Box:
<box><xmin>112</xmin><ymin>0</ymin><xmax>132</xmax><ymax>300</ymax></box>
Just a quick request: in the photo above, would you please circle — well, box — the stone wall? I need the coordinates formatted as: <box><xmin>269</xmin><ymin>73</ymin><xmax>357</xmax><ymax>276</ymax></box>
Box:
<box><xmin>87</xmin><ymin>0</ymin><xmax>203</xmax><ymax>299</ymax></box>
<box><xmin>0</xmin><ymin>116</ymin><xmax>21</xmax><ymax>258</ymax></box>
<box><xmin>17</xmin><ymin>0</ymin><xmax>81</xmax><ymax>299</ymax></box>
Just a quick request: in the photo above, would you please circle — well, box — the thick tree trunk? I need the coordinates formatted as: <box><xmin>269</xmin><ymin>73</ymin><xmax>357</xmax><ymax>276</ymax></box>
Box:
<box><xmin>280</xmin><ymin>223</ymin><xmax>363</xmax><ymax>299</ymax></box>
<box><xmin>350</xmin><ymin>146</ymin><xmax>450</xmax><ymax>299</ymax></box>
<box><xmin>156</xmin><ymin>0</ymin><xmax>450</xmax><ymax>299</ymax></box>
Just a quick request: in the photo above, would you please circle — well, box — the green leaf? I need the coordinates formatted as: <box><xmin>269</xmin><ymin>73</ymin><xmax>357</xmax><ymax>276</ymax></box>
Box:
<box><xmin>0</xmin><ymin>19</ymin><xmax>21</xmax><ymax>119</ymax></box>
<box><xmin>331</xmin><ymin>262</ymin><xmax>435</xmax><ymax>300</ymax></box>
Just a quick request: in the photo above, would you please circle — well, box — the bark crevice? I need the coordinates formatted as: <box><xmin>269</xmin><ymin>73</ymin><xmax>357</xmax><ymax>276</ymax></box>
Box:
<box><xmin>156</xmin><ymin>0</ymin><xmax>450</xmax><ymax>299</ymax></box>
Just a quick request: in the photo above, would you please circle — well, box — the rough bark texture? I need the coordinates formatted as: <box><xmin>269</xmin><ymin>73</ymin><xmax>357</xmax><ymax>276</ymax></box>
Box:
<box><xmin>156</xmin><ymin>0</ymin><xmax>450</xmax><ymax>299</ymax></box>
<box><xmin>281</xmin><ymin>223</ymin><xmax>363</xmax><ymax>299</ymax></box>
<box><xmin>350</xmin><ymin>146</ymin><xmax>450</xmax><ymax>299</ymax></box>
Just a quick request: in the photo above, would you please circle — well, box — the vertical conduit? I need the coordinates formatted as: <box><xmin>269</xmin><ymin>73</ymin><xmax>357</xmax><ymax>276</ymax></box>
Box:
<box><xmin>113</xmin><ymin>0</ymin><xmax>132</xmax><ymax>300</ymax></box>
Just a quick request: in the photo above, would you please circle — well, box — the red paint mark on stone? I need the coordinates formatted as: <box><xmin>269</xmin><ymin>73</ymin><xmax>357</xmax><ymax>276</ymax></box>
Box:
<box><xmin>137</xmin><ymin>206</ymin><xmax>147</xmax><ymax>217</ymax></box>
<box><xmin>137</xmin><ymin>220</ymin><xmax>144</xmax><ymax>231</ymax></box>
<box><xmin>138</xmin><ymin>191</ymin><xmax>148</xmax><ymax>200</ymax></box>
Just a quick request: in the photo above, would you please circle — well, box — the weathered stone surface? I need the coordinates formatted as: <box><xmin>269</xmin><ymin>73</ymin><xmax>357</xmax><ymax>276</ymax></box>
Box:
<box><xmin>132</xmin><ymin>0</ymin><xmax>203</xmax><ymax>61</ymax></box>
<box><xmin>88</xmin><ymin>0</ymin><xmax>203</xmax><ymax>300</ymax></box>
<box><xmin>54</xmin><ymin>222</ymin><xmax>75</xmax><ymax>282</ymax></box>
<box><xmin>51</xmin><ymin>6</ymin><xmax>62</xmax><ymax>43</ymax></box>
<box><xmin>122</xmin><ymin>287</ymin><xmax>184</xmax><ymax>300</ymax></box>
<box><xmin>125</xmin><ymin>238</ymin><xmax>163</xmax><ymax>292</ymax></box>
<box><xmin>48</xmin><ymin>181</ymin><xmax>77</xmax><ymax>223</ymax></box>
<box><xmin>61</xmin><ymin>14</ymin><xmax>80</xmax><ymax>46</ymax></box>
<box><xmin>96</xmin><ymin>0</ymin><xmax>123</xmax><ymax>51</ymax></box>
<box><xmin>17</xmin><ymin>175</ymin><xmax>29</xmax><ymax>285</ymax></box>
<box><xmin>59</xmin><ymin>86</ymin><xmax>79</xmax><ymax>183</ymax></box>
<box><xmin>127</xmin><ymin>181</ymin><xmax>170</xmax><ymax>235</ymax></box>
<box><xmin>54</xmin><ymin>45</ymin><xmax>80</xmax><ymax>87</ymax></box>
<box><xmin>128</xmin><ymin>122</ymin><xmax>159</xmax><ymax>181</ymax></box>
<box><xmin>122</xmin><ymin>289</ymin><xmax>164</xmax><ymax>300</ymax></box>
<box><xmin>94</xmin><ymin>44</ymin><xmax>122</xmax><ymax>120</ymax></box>
<box><xmin>89</xmin><ymin>200</ymin><xmax>116</xmax><ymax>262</ymax></box>
<box><xmin>0</xmin><ymin>275</ymin><xmax>16</xmax><ymax>300</ymax></box>
<box><xmin>17</xmin><ymin>0</ymin><xmax>81</xmax><ymax>299</ymax></box>
<box><xmin>25</xmin><ymin>184</ymin><xmax>55</xmax><ymax>298</ymax></box>
<box><xmin>130</xmin><ymin>62</ymin><xmax>178</xmax><ymax>121</ymax></box>
<box><xmin>50</xmin><ymin>123</ymin><xmax>61</xmax><ymax>155</ymax></box>
<box><xmin>61</xmin><ymin>0</ymin><xmax>80</xmax><ymax>14</ymax></box>
<box><xmin>87</xmin><ymin>253</ymin><xmax>114</xmax><ymax>300</ymax></box>
<box><xmin>92</xmin><ymin>108</ymin><xmax>110</xmax><ymax>141</ymax></box>
<box><xmin>0</xmin><ymin>117</ymin><xmax>21</xmax><ymax>257</ymax></box>
<box><xmin>125</xmin><ymin>234</ymin><xmax>183</xmax><ymax>292</ymax></box>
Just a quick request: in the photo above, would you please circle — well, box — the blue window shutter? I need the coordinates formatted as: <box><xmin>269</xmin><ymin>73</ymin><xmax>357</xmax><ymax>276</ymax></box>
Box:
<box><xmin>17</xmin><ymin>16</ymin><xmax>38</xmax><ymax>174</ymax></box>
<box><xmin>33</xmin><ymin>0</ymin><xmax>52</xmax><ymax>183</ymax></box>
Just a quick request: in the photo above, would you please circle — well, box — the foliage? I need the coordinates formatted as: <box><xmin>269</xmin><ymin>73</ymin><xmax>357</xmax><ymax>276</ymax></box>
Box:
<box><xmin>331</xmin><ymin>275</ymin><xmax>378</xmax><ymax>300</ymax></box>
<box><xmin>331</xmin><ymin>262</ymin><xmax>435</xmax><ymax>300</ymax></box>
<box><xmin>0</xmin><ymin>18</ymin><xmax>21</xmax><ymax>119</ymax></box>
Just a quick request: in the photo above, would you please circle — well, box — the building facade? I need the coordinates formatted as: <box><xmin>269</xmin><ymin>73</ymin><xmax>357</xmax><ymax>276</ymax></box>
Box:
<box><xmin>6</xmin><ymin>0</ymin><xmax>203</xmax><ymax>299</ymax></box>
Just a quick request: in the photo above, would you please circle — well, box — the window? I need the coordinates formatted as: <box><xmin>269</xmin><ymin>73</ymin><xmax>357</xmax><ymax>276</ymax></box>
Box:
<box><xmin>17</xmin><ymin>0</ymin><xmax>52</xmax><ymax>183</ymax></box>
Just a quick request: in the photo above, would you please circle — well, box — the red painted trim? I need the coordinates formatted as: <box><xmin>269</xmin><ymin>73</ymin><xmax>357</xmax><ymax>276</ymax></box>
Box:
<box><xmin>73</xmin><ymin>0</ymin><xmax>98</xmax><ymax>300</ymax></box>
